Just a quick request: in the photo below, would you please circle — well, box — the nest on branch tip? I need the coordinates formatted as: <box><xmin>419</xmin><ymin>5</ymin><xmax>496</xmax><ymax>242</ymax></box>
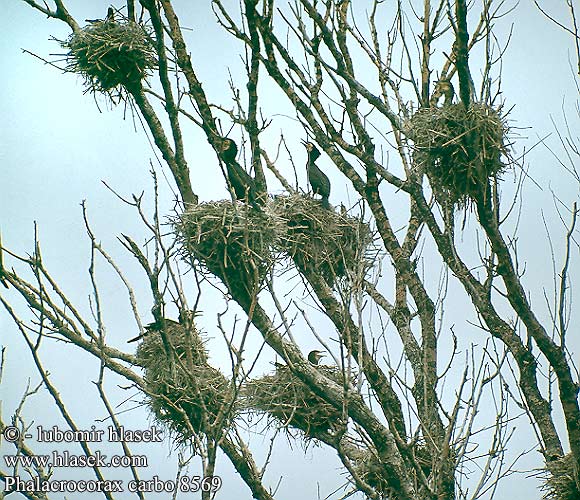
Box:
<box><xmin>136</xmin><ymin>319</ymin><xmax>234</xmax><ymax>441</ymax></box>
<box><xmin>273</xmin><ymin>194</ymin><xmax>375</xmax><ymax>287</ymax></box>
<box><xmin>540</xmin><ymin>453</ymin><xmax>580</xmax><ymax>500</ymax></box>
<box><xmin>410</xmin><ymin>103</ymin><xmax>508</xmax><ymax>205</ymax></box>
<box><xmin>175</xmin><ymin>201</ymin><xmax>279</xmax><ymax>302</ymax></box>
<box><xmin>62</xmin><ymin>19</ymin><xmax>156</xmax><ymax>94</ymax></box>
<box><xmin>243</xmin><ymin>364</ymin><xmax>345</xmax><ymax>438</ymax></box>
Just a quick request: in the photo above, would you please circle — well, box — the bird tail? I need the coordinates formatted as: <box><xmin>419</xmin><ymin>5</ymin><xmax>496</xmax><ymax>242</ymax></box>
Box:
<box><xmin>321</xmin><ymin>196</ymin><xmax>331</xmax><ymax>210</ymax></box>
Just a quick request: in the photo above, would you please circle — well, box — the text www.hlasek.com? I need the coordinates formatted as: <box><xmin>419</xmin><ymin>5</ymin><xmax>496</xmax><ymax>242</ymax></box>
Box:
<box><xmin>4</xmin><ymin>450</ymin><xmax>147</xmax><ymax>469</ymax></box>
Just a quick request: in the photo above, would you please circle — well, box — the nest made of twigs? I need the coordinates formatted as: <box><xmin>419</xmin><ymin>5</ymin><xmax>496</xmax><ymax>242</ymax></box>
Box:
<box><xmin>175</xmin><ymin>201</ymin><xmax>280</xmax><ymax>302</ymax></box>
<box><xmin>272</xmin><ymin>195</ymin><xmax>375</xmax><ymax>287</ymax></box>
<box><xmin>62</xmin><ymin>19</ymin><xmax>156</xmax><ymax>93</ymax></box>
<box><xmin>541</xmin><ymin>453</ymin><xmax>580</xmax><ymax>500</ymax></box>
<box><xmin>410</xmin><ymin>103</ymin><xmax>507</xmax><ymax>204</ymax></box>
<box><xmin>136</xmin><ymin>316</ymin><xmax>208</xmax><ymax>366</ymax></box>
<box><xmin>243</xmin><ymin>365</ymin><xmax>344</xmax><ymax>437</ymax></box>
<box><xmin>136</xmin><ymin>320</ymin><xmax>234</xmax><ymax>440</ymax></box>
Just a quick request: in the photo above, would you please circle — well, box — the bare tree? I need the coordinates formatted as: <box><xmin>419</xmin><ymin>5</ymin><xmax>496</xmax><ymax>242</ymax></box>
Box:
<box><xmin>1</xmin><ymin>1</ymin><xmax>579</xmax><ymax>499</ymax></box>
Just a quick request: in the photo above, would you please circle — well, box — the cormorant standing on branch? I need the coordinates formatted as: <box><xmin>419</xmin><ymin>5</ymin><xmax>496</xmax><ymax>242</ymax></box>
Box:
<box><xmin>303</xmin><ymin>140</ymin><xmax>331</xmax><ymax>209</ymax></box>
<box><xmin>307</xmin><ymin>349</ymin><xmax>326</xmax><ymax>366</ymax></box>
<box><xmin>220</xmin><ymin>138</ymin><xmax>260</xmax><ymax>208</ymax></box>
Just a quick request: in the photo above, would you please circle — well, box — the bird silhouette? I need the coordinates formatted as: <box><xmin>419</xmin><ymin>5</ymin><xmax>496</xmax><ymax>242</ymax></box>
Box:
<box><xmin>127</xmin><ymin>311</ymin><xmax>201</xmax><ymax>343</ymax></box>
<box><xmin>85</xmin><ymin>7</ymin><xmax>115</xmax><ymax>23</ymax></box>
<box><xmin>220</xmin><ymin>138</ymin><xmax>260</xmax><ymax>208</ymax></box>
<box><xmin>431</xmin><ymin>79</ymin><xmax>455</xmax><ymax>107</ymax></box>
<box><xmin>128</xmin><ymin>319</ymin><xmax>175</xmax><ymax>343</ymax></box>
<box><xmin>307</xmin><ymin>349</ymin><xmax>326</xmax><ymax>366</ymax></box>
<box><xmin>303</xmin><ymin>141</ymin><xmax>330</xmax><ymax>209</ymax></box>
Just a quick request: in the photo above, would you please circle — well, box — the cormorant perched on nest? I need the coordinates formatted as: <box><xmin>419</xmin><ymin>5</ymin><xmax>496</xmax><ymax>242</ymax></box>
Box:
<box><xmin>127</xmin><ymin>311</ymin><xmax>200</xmax><ymax>343</ymax></box>
<box><xmin>302</xmin><ymin>140</ymin><xmax>331</xmax><ymax>209</ymax></box>
<box><xmin>127</xmin><ymin>318</ymin><xmax>178</xmax><ymax>343</ymax></box>
<box><xmin>307</xmin><ymin>349</ymin><xmax>326</xmax><ymax>366</ymax></box>
<box><xmin>220</xmin><ymin>138</ymin><xmax>260</xmax><ymax>208</ymax></box>
<box><xmin>271</xmin><ymin>350</ymin><xmax>325</xmax><ymax>368</ymax></box>
<box><xmin>430</xmin><ymin>79</ymin><xmax>455</xmax><ymax>107</ymax></box>
<box><xmin>85</xmin><ymin>6</ymin><xmax>115</xmax><ymax>23</ymax></box>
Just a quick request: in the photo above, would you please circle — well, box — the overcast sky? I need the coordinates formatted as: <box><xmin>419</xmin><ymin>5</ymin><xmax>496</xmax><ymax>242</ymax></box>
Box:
<box><xmin>1</xmin><ymin>2</ymin><xmax>579</xmax><ymax>499</ymax></box>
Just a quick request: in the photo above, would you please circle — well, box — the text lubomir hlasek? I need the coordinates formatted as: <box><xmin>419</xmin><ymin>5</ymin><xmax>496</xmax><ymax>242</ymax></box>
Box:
<box><xmin>36</xmin><ymin>425</ymin><xmax>163</xmax><ymax>443</ymax></box>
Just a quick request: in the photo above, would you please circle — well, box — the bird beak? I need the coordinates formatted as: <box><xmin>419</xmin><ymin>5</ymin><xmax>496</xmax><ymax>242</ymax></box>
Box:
<box><xmin>301</xmin><ymin>139</ymin><xmax>308</xmax><ymax>147</ymax></box>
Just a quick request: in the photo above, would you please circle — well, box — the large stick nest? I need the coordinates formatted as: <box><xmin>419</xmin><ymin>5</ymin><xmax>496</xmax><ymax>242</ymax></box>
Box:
<box><xmin>62</xmin><ymin>19</ymin><xmax>156</xmax><ymax>93</ymax></box>
<box><xmin>410</xmin><ymin>103</ymin><xmax>508</xmax><ymax>204</ymax></box>
<box><xmin>174</xmin><ymin>196</ymin><xmax>376</xmax><ymax>300</ymax></box>
<box><xmin>243</xmin><ymin>365</ymin><xmax>345</xmax><ymax>438</ymax></box>
<box><xmin>136</xmin><ymin>319</ymin><xmax>234</xmax><ymax>441</ymax></box>
<box><xmin>272</xmin><ymin>195</ymin><xmax>375</xmax><ymax>287</ymax></box>
<box><xmin>540</xmin><ymin>453</ymin><xmax>580</xmax><ymax>500</ymax></box>
<box><xmin>175</xmin><ymin>201</ymin><xmax>280</xmax><ymax>301</ymax></box>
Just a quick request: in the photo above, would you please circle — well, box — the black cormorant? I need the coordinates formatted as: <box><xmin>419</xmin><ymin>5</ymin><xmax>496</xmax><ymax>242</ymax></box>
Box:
<box><xmin>431</xmin><ymin>80</ymin><xmax>455</xmax><ymax>107</ymax></box>
<box><xmin>302</xmin><ymin>140</ymin><xmax>330</xmax><ymax>209</ymax></box>
<box><xmin>127</xmin><ymin>311</ymin><xmax>200</xmax><ymax>343</ymax></box>
<box><xmin>220</xmin><ymin>138</ymin><xmax>260</xmax><ymax>207</ymax></box>
<box><xmin>85</xmin><ymin>7</ymin><xmax>115</xmax><ymax>23</ymax></box>
<box><xmin>127</xmin><ymin>318</ymin><xmax>177</xmax><ymax>343</ymax></box>
<box><xmin>307</xmin><ymin>349</ymin><xmax>326</xmax><ymax>366</ymax></box>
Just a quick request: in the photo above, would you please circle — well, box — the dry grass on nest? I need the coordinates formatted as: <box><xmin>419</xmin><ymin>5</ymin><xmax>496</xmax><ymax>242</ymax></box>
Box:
<box><xmin>136</xmin><ymin>318</ymin><xmax>208</xmax><ymax>366</ymax></box>
<box><xmin>175</xmin><ymin>201</ymin><xmax>280</xmax><ymax>301</ymax></box>
<box><xmin>243</xmin><ymin>365</ymin><xmax>344</xmax><ymax>437</ymax></box>
<box><xmin>410</xmin><ymin>103</ymin><xmax>507</xmax><ymax>204</ymax></box>
<box><xmin>540</xmin><ymin>453</ymin><xmax>580</xmax><ymax>500</ymax></box>
<box><xmin>62</xmin><ymin>20</ymin><xmax>156</xmax><ymax>93</ymax></box>
<box><xmin>272</xmin><ymin>194</ymin><xmax>375</xmax><ymax>286</ymax></box>
<box><xmin>136</xmin><ymin>321</ymin><xmax>234</xmax><ymax>440</ymax></box>
<box><xmin>174</xmin><ymin>196</ymin><xmax>376</xmax><ymax>296</ymax></box>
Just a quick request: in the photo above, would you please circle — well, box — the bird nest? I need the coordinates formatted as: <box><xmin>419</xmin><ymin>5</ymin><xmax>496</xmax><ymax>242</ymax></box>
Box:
<box><xmin>136</xmin><ymin>317</ymin><xmax>208</xmax><ymax>366</ymax></box>
<box><xmin>136</xmin><ymin>321</ymin><xmax>234</xmax><ymax>440</ymax></box>
<box><xmin>272</xmin><ymin>195</ymin><xmax>375</xmax><ymax>287</ymax></box>
<box><xmin>540</xmin><ymin>453</ymin><xmax>580</xmax><ymax>500</ymax></box>
<box><xmin>62</xmin><ymin>19</ymin><xmax>156</xmax><ymax>94</ymax></box>
<box><xmin>175</xmin><ymin>201</ymin><xmax>280</xmax><ymax>302</ymax></box>
<box><xmin>410</xmin><ymin>103</ymin><xmax>507</xmax><ymax>204</ymax></box>
<box><xmin>243</xmin><ymin>365</ymin><xmax>344</xmax><ymax>438</ymax></box>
